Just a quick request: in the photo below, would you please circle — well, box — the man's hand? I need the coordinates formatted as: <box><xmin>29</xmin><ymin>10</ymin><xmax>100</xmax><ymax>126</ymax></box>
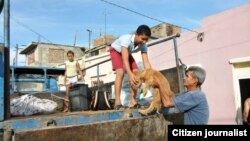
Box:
<box><xmin>128</xmin><ymin>73</ymin><xmax>139</xmax><ymax>86</ymax></box>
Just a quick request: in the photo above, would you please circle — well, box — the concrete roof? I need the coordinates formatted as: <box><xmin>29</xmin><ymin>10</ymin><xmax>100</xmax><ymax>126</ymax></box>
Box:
<box><xmin>20</xmin><ymin>42</ymin><xmax>86</xmax><ymax>54</ymax></box>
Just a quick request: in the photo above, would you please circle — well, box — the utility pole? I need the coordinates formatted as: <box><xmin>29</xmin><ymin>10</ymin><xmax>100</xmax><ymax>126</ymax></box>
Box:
<box><xmin>103</xmin><ymin>9</ymin><xmax>110</xmax><ymax>45</ymax></box>
<box><xmin>13</xmin><ymin>44</ymin><xmax>24</xmax><ymax>66</ymax></box>
<box><xmin>86</xmin><ymin>29</ymin><xmax>92</xmax><ymax>49</ymax></box>
<box><xmin>0</xmin><ymin>0</ymin><xmax>3</xmax><ymax>13</ymax></box>
<box><xmin>3</xmin><ymin>0</ymin><xmax>11</xmax><ymax>120</ymax></box>
<box><xmin>15</xmin><ymin>44</ymin><xmax>18</xmax><ymax>66</ymax></box>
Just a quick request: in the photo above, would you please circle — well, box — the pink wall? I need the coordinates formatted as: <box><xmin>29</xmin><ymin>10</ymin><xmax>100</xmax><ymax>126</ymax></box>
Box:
<box><xmin>148</xmin><ymin>4</ymin><xmax>250</xmax><ymax>124</ymax></box>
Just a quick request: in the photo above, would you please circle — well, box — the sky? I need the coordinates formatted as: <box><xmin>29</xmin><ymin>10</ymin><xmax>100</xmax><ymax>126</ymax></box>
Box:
<box><xmin>0</xmin><ymin>0</ymin><xmax>250</xmax><ymax>65</ymax></box>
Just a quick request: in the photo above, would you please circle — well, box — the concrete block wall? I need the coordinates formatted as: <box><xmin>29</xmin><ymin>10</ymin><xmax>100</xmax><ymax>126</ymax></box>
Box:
<box><xmin>151</xmin><ymin>23</ymin><xmax>181</xmax><ymax>39</ymax></box>
<box><xmin>93</xmin><ymin>35</ymin><xmax>116</xmax><ymax>47</ymax></box>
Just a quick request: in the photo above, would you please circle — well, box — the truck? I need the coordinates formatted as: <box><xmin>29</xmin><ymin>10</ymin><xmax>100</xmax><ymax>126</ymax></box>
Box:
<box><xmin>9</xmin><ymin>66</ymin><xmax>65</xmax><ymax>94</ymax></box>
<box><xmin>1</xmin><ymin>65</ymin><xmax>184</xmax><ymax>141</ymax></box>
<box><xmin>0</xmin><ymin>39</ymin><xmax>185</xmax><ymax>141</ymax></box>
<box><xmin>0</xmin><ymin>1</ymin><xmax>184</xmax><ymax>140</ymax></box>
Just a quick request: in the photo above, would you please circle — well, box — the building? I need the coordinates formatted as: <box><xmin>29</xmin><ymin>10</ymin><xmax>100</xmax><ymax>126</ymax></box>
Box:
<box><xmin>147</xmin><ymin>4</ymin><xmax>250</xmax><ymax>124</ymax></box>
<box><xmin>84</xmin><ymin>35</ymin><xmax>116</xmax><ymax>59</ymax></box>
<box><xmin>20</xmin><ymin>42</ymin><xmax>86</xmax><ymax>67</ymax></box>
<box><xmin>150</xmin><ymin>23</ymin><xmax>181</xmax><ymax>39</ymax></box>
<box><xmin>76</xmin><ymin>4</ymin><xmax>250</xmax><ymax>124</ymax></box>
<box><xmin>93</xmin><ymin>35</ymin><xmax>116</xmax><ymax>48</ymax></box>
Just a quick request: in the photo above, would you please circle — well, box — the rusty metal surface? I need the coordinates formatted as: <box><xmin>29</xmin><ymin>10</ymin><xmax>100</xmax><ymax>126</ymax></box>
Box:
<box><xmin>13</xmin><ymin>114</ymin><xmax>182</xmax><ymax>141</ymax></box>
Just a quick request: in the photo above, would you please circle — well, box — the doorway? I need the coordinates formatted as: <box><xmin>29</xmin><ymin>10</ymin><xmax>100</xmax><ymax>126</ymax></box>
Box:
<box><xmin>239</xmin><ymin>79</ymin><xmax>250</xmax><ymax>107</ymax></box>
<box><xmin>230</xmin><ymin>57</ymin><xmax>250</xmax><ymax>124</ymax></box>
<box><xmin>239</xmin><ymin>78</ymin><xmax>250</xmax><ymax>124</ymax></box>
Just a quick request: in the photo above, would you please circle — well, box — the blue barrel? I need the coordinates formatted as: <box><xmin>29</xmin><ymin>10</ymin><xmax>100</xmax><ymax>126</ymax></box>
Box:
<box><xmin>48</xmin><ymin>78</ymin><xmax>58</xmax><ymax>93</ymax></box>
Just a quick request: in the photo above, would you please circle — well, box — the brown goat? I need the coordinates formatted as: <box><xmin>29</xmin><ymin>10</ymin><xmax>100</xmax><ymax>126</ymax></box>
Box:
<box><xmin>133</xmin><ymin>68</ymin><xmax>174</xmax><ymax>115</ymax></box>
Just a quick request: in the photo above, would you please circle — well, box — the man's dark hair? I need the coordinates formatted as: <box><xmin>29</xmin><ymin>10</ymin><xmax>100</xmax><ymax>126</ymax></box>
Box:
<box><xmin>67</xmin><ymin>50</ymin><xmax>74</xmax><ymax>56</ymax></box>
<box><xmin>136</xmin><ymin>25</ymin><xmax>151</xmax><ymax>37</ymax></box>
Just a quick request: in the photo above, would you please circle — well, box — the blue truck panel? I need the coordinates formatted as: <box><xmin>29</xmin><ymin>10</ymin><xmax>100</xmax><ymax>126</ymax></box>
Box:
<box><xmin>0</xmin><ymin>110</ymin><xmax>142</xmax><ymax>131</ymax></box>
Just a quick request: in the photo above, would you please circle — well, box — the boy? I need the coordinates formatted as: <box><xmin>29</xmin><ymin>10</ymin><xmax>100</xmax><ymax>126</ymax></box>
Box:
<box><xmin>110</xmin><ymin>25</ymin><xmax>152</xmax><ymax>110</ymax></box>
<box><xmin>63</xmin><ymin>50</ymin><xmax>84</xmax><ymax>112</ymax></box>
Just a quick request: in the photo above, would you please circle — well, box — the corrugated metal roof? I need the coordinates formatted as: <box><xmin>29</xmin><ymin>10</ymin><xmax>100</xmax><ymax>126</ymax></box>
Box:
<box><xmin>19</xmin><ymin>42</ymin><xmax>38</xmax><ymax>54</ymax></box>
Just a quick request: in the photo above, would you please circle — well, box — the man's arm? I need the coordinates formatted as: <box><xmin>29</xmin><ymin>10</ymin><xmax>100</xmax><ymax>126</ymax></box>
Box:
<box><xmin>141</xmin><ymin>52</ymin><xmax>151</xmax><ymax>69</ymax></box>
<box><xmin>159</xmin><ymin>87</ymin><xmax>175</xmax><ymax>107</ymax></box>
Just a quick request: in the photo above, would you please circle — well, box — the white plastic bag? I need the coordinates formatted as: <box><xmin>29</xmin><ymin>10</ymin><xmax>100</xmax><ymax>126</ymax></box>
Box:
<box><xmin>10</xmin><ymin>94</ymin><xmax>58</xmax><ymax>116</ymax></box>
<box><xmin>137</xmin><ymin>85</ymin><xmax>154</xmax><ymax>106</ymax></box>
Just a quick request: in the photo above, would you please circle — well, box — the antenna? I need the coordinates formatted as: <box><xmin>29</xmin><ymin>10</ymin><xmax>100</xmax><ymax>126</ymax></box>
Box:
<box><xmin>103</xmin><ymin>9</ymin><xmax>110</xmax><ymax>45</ymax></box>
<box><xmin>100</xmin><ymin>28</ymin><xmax>102</xmax><ymax>36</ymax></box>
<box><xmin>73</xmin><ymin>30</ymin><xmax>78</xmax><ymax>46</ymax></box>
<box><xmin>104</xmin><ymin>9</ymin><xmax>107</xmax><ymax>45</ymax></box>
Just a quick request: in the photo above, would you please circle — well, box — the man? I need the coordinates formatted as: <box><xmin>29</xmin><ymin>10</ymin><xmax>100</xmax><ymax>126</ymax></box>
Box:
<box><xmin>154</xmin><ymin>66</ymin><xmax>209</xmax><ymax>125</ymax></box>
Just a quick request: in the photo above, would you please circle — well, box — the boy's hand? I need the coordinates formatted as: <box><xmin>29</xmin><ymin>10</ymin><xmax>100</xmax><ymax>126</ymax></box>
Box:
<box><xmin>128</xmin><ymin>73</ymin><xmax>139</xmax><ymax>86</ymax></box>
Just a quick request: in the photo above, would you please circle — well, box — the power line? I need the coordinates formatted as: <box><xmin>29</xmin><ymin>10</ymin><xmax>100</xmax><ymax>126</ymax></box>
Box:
<box><xmin>10</xmin><ymin>16</ymin><xmax>53</xmax><ymax>43</ymax></box>
<box><xmin>100</xmin><ymin>0</ymin><xmax>199</xmax><ymax>34</ymax></box>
